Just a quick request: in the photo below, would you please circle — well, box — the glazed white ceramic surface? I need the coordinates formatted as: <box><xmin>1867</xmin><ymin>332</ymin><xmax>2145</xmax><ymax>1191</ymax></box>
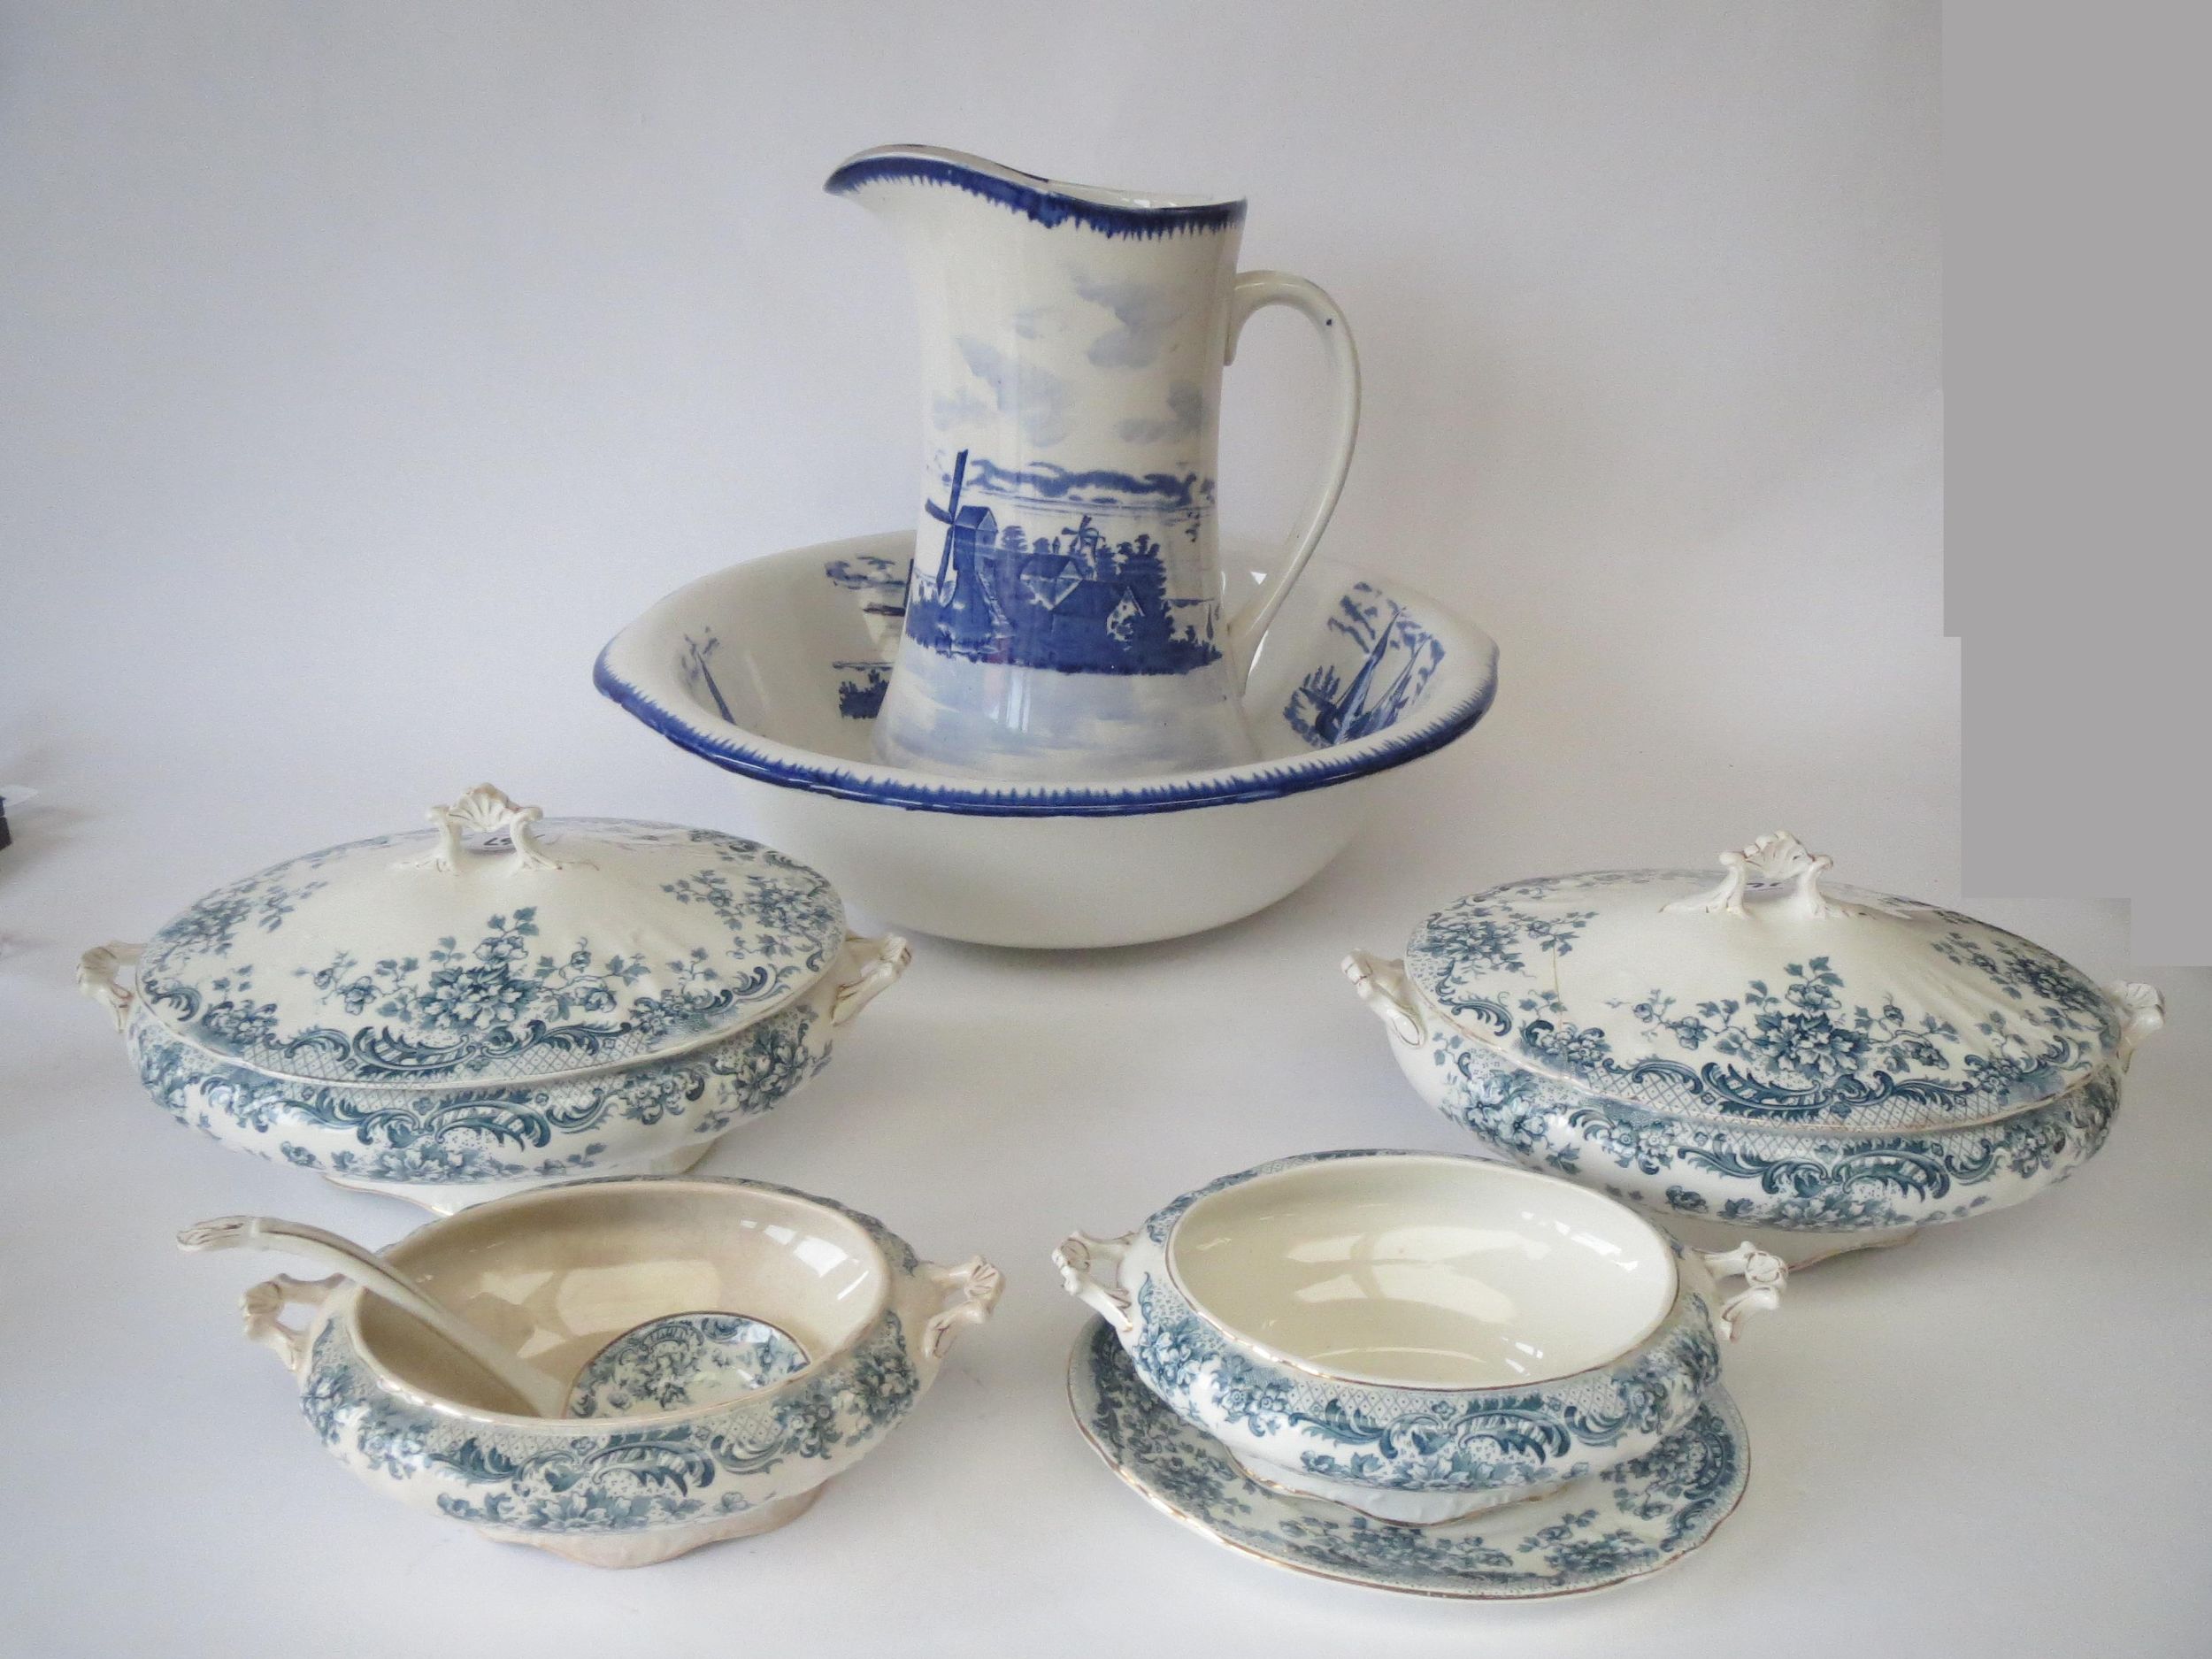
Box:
<box><xmin>827</xmin><ymin>145</ymin><xmax>1358</xmax><ymax>781</ymax></box>
<box><xmin>1054</xmin><ymin>1151</ymin><xmax>1782</xmax><ymax>1525</ymax></box>
<box><xmin>1166</xmin><ymin>1154</ymin><xmax>1678</xmax><ymax>1389</ymax></box>
<box><xmin>77</xmin><ymin>786</ymin><xmax>910</xmax><ymax>1209</ymax></box>
<box><xmin>1345</xmin><ymin>832</ymin><xmax>2167</xmax><ymax>1263</ymax></box>
<box><xmin>210</xmin><ymin>1176</ymin><xmax>1001</xmax><ymax>1566</ymax></box>
<box><xmin>595</xmin><ymin>532</ymin><xmax>1499</xmax><ymax>949</ymax></box>
<box><xmin>1068</xmin><ymin>1318</ymin><xmax>1752</xmax><ymax>1599</ymax></box>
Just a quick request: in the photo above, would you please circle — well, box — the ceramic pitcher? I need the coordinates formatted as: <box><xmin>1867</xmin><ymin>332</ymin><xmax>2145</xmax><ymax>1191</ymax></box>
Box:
<box><xmin>828</xmin><ymin>145</ymin><xmax>1360</xmax><ymax>780</ymax></box>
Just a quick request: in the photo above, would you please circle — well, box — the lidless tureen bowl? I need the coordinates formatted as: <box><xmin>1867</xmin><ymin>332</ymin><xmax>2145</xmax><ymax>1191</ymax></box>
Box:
<box><xmin>204</xmin><ymin>1176</ymin><xmax>1001</xmax><ymax>1566</ymax></box>
<box><xmin>78</xmin><ymin>785</ymin><xmax>910</xmax><ymax>1211</ymax></box>
<box><xmin>1053</xmin><ymin>1150</ymin><xmax>1785</xmax><ymax>1525</ymax></box>
<box><xmin>1347</xmin><ymin>832</ymin><xmax>2168</xmax><ymax>1267</ymax></box>
<box><xmin>595</xmin><ymin>532</ymin><xmax>1499</xmax><ymax>949</ymax></box>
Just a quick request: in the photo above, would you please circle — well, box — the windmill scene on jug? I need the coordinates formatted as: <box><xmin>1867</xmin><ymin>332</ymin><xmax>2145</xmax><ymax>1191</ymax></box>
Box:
<box><xmin>901</xmin><ymin>449</ymin><xmax>1224</xmax><ymax>677</ymax></box>
<box><xmin>1286</xmin><ymin>584</ymin><xmax>1444</xmax><ymax>747</ymax></box>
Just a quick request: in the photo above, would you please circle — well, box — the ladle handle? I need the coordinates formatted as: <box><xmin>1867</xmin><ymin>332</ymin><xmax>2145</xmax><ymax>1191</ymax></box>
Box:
<box><xmin>1222</xmin><ymin>271</ymin><xmax>1361</xmax><ymax>688</ymax></box>
<box><xmin>180</xmin><ymin>1215</ymin><xmax>563</xmax><ymax>1417</ymax></box>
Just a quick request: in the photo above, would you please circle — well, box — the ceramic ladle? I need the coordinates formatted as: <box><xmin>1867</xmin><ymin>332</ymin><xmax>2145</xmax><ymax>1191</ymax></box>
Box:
<box><xmin>179</xmin><ymin>1214</ymin><xmax>567</xmax><ymax>1417</ymax></box>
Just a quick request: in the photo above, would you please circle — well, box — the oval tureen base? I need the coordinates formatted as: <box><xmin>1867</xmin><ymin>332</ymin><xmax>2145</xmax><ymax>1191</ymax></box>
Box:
<box><xmin>1657</xmin><ymin>1211</ymin><xmax>1920</xmax><ymax>1271</ymax></box>
<box><xmin>503</xmin><ymin>1484</ymin><xmax>824</xmax><ymax>1569</ymax></box>
<box><xmin>1067</xmin><ymin>1319</ymin><xmax>1748</xmax><ymax>1600</ymax></box>
<box><xmin>322</xmin><ymin>1140</ymin><xmax>718</xmax><ymax>1215</ymax></box>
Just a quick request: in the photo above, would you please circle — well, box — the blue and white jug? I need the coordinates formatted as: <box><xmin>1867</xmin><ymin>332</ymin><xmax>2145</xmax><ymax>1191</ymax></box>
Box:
<box><xmin>828</xmin><ymin>145</ymin><xmax>1361</xmax><ymax>780</ymax></box>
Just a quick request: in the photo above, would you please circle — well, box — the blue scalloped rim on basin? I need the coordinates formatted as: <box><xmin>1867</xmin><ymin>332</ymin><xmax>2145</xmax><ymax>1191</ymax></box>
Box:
<box><xmin>825</xmin><ymin>150</ymin><xmax>1246</xmax><ymax>240</ymax></box>
<box><xmin>591</xmin><ymin>637</ymin><xmax>1499</xmax><ymax>820</ymax></box>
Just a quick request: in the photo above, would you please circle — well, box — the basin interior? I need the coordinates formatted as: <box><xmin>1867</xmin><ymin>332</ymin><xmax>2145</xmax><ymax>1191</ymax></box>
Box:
<box><xmin>1168</xmin><ymin>1157</ymin><xmax>1678</xmax><ymax>1390</ymax></box>
<box><xmin>357</xmin><ymin>1182</ymin><xmax>887</xmax><ymax>1416</ymax></box>
<box><xmin>659</xmin><ymin>539</ymin><xmax>1455</xmax><ymax>767</ymax></box>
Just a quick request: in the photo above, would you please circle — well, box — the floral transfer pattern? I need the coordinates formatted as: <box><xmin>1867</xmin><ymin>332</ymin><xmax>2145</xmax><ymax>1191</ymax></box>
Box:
<box><xmin>303</xmin><ymin>1312</ymin><xmax>917</xmax><ymax>1537</ymax></box>
<box><xmin>1429</xmin><ymin>1028</ymin><xmax>2121</xmax><ymax>1232</ymax></box>
<box><xmin>1071</xmin><ymin>1319</ymin><xmax>1747</xmax><ymax>1599</ymax></box>
<box><xmin>568</xmin><ymin>1315</ymin><xmax>811</xmax><ymax>1419</ymax></box>
<box><xmin>127</xmin><ymin>995</ymin><xmax>831</xmax><ymax>1187</ymax></box>
<box><xmin>1124</xmin><ymin>1265</ymin><xmax>1719</xmax><ymax>1500</ymax></box>
<box><xmin>136</xmin><ymin>823</ymin><xmax>844</xmax><ymax>1086</ymax></box>
<box><xmin>1407</xmin><ymin>870</ymin><xmax>2121</xmax><ymax>1130</ymax></box>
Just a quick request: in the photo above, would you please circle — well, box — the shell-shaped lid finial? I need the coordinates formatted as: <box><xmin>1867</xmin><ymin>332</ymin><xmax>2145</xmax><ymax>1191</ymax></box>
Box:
<box><xmin>1406</xmin><ymin>832</ymin><xmax>2150</xmax><ymax>1135</ymax></box>
<box><xmin>133</xmin><ymin>786</ymin><xmax>847</xmax><ymax>1087</ymax></box>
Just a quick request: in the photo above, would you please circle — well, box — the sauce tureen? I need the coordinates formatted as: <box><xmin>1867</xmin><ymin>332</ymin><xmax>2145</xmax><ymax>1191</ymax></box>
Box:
<box><xmin>1054</xmin><ymin>1150</ymin><xmax>1784</xmax><ymax>1525</ymax></box>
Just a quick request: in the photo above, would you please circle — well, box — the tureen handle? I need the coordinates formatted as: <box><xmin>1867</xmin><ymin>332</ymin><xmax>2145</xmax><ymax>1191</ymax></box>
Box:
<box><xmin>234</xmin><ymin>1272</ymin><xmax>342</xmax><ymax>1378</ymax></box>
<box><xmin>1663</xmin><ymin>831</ymin><xmax>1878</xmax><ymax>920</ymax></box>
<box><xmin>2106</xmin><ymin>981</ymin><xmax>2165</xmax><ymax>1065</ymax></box>
<box><xmin>1053</xmin><ymin>1231</ymin><xmax>1138</xmax><ymax>1338</ymax></box>
<box><xmin>396</xmin><ymin>784</ymin><xmax>561</xmax><ymax>874</ymax></box>
<box><xmin>76</xmin><ymin>941</ymin><xmax>144</xmax><ymax>1032</ymax></box>
<box><xmin>830</xmin><ymin>933</ymin><xmax>912</xmax><ymax>1026</ymax></box>
<box><xmin>1342</xmin><ymin>951</ymin><xmax>1425</xmax><ymax>1047</ymax></box>
<box><xmin>1701</xmin><ymin>1243</ymin><xmax>1789</xmax><ymax>1340</ymax></box>
<box><xmin>917</xmin><ymin>1256</ymin><xmax>1004</xmax><ymax>1362</ymax></box>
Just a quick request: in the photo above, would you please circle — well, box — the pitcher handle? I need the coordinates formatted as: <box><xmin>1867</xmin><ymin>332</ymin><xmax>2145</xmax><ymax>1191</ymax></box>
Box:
<box><xmin>1223</xmin><ymin>271</ymin><xmax>1361</xmax><ymax>688</ymax></box>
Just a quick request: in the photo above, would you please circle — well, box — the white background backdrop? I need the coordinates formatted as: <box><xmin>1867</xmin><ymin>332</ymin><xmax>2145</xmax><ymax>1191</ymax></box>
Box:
<box><xmin>4</xmin><ymin>4</ymin><xmax>2203</xmax><ymax>1655</ymax></box>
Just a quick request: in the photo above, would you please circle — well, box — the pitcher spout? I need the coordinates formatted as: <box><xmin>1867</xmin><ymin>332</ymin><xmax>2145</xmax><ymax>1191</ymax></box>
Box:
<box><xmin>825</xmin><ymin>144</ymin><xmax>1246</xmax><ymax>239</ymax></box>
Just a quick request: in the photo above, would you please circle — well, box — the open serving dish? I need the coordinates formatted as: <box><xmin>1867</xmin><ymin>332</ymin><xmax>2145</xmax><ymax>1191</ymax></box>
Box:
<box><xmin>1054</xmin><ymin>1150</ymin><xmax>1783</xmax><ymax>1526</ymax></box>
<box><xmin>197</xmin><ymin>1175</ymin><xmax>1000</xmax><ymax>1566</ymax></box>
<box><xmin>595</xmin><ymin>533</ymin><xmax>1499</xmax><ymax>948</ymax></box>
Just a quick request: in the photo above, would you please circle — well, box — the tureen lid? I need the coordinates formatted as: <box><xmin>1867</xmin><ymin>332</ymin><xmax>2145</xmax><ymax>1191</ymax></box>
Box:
<box><xmin>135</xmin><ymin>785</ymin><xmax>848</xmax><ymax>1087</ymax></box>
<box><xmin>1405</xmin><ymin>832</ymin><xmax>2153</xmax><ymax>1133</ymax></box>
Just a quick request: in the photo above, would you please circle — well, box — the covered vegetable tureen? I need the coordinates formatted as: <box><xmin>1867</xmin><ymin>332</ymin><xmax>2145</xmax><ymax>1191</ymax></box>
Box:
<box><xmin>80</xmin><ymin>785</ymin><xmax>909</xmax><ymax>1210</ymax></box>
<box><xmin>1346</xmin><ymin>832</ymin><xmax>2164</xmax><ymax>1263</ymax></box>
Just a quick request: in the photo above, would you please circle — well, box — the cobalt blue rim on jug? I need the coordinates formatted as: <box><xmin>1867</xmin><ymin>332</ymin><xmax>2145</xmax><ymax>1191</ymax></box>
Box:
<box><xmin>825</xmin><ymin>144</ymin><xmax>1248</xmax><ymax>237</ymax></box>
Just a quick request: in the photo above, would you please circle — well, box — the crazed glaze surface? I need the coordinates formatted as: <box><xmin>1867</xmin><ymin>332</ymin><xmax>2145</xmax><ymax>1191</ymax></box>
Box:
<box><xmin>1055</xmin><ymin>1152</ymin><xmax>1776</xmax><ymax>1524</ymax></box>
<box><xmin>1070</xmin><ymin>1318</ymin><xmax>1750</xmax><ymax>1599</ymax></box>
<box><xmin>227</xmin><ymin>1177</ymin><xmax>1000</xmax><ymax>1566</ymax></box>
<box><xmin>81</xmin><ymin>791</ymin><xmax>909</xmax><ymax>1206</ymax></box>
<box><xmin>1350</xmin><ymin>833</ymin><xmax>2163</xmax><ymax>1247</ymax></box>
<box><xmin>828</xmin><ymin>145</ymin><xmax>1358</xmax><ymax>781</ymax></box>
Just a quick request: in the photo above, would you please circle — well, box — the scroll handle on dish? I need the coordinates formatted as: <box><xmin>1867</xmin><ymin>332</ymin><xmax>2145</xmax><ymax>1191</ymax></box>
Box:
<box><xmin>77</xmin><ymin>941</ymin><xmax>144</xmax><ymax>1031</ymax></box>
<box><xmin>1342</xmin><ymin>950</ymin><xmax>1425</xmax><ymax>1047</ymax></box>
<box><xmin>918</xmin><ymin>1256</ymin><xmax>1004</xmax><ymax>1361</ymax></box>
<box><xmin>1053</xmin><ymin>1230</ymin><xmax>1138</xmax><ymax>1338</ymax></box>
<box><xmin>1701</xmin><ymin>1243</ymin><xmax>1789</xmax><ymax>1340</ymax></box>
<box><xmin>831</xmin><ymin>933</ymin><xmax>912</xmax><ymax>1026</ymax></box>
<box><xmin>233</xmin><ymin>1272</ymin><xmax>342</xmax><ymax>1378</ymax></box>
<box><xmin>2105</xmin><ymin>981</ymin><xmax>2164</xmax><ymax>1065</ymax></box>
